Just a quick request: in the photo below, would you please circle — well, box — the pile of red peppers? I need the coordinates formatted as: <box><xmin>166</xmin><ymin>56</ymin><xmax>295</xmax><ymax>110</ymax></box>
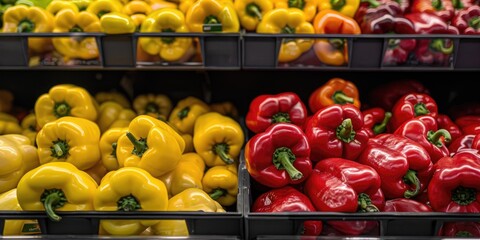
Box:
<box><xmin>245</xmin><ymin>77</ymin><xmax>480</xmax><ymax>237</ymax></box>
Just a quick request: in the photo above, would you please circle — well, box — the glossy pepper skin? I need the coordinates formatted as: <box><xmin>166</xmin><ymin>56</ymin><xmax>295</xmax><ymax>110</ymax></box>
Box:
<box><xmin>428</xmin><ymin>150</ymin><xmax>480</xmax><ymax>213</ymax></box>
<box><xmin>305</xmin><ymin>104</ymin><xmax>369</xmax><ymax>161</ymax></box>
<box><xmin>202</xmin><ymin>164</ymin><xmax>238</xmax><ymax>207</ymax></box>
<box><xmin>452</xmin><ymin>5</ymin><xmax>480</xmax><ymax>34</ymax></box>
<box><xmin>21</xmin><ymin>113</ymin><xmax>37</xmax><ymax>145</ymax></box>
<box><xmin>86</xmin><ymin>0</ymin><xmax>123</xmax><ymax>18</ymax></box>
<box><xmin>234</xmin><ymin>0</ymin><xmax>273</xmax><ymax>31</ymax></box>
<box><xmin>411</xmin><ymin>0</ymin><xmax>455</xmax><ymax>22</ymax></box>
<box><xmin>274</xmin><ymin>0</ymin><xmax>318</xmax><ymax>22</ymax></box>
<box><xmin>0</xmin><ymin>134</ymin><xmax>39</xmax><ymax>194</ymax></box>
<box><xmin>168</xmin><ymin>96</ymin><xmax>210</xmax><ymax>135</ymax></box>
<box><xmin>139</xmin><ymin>9</ymin><xmax>194</xmax><ymax>62</ymax></box>
<box><xmin>99</xmin><ymin>127</ymin><xmax>128</xmax><ymax>171</ymax></box>
<box><xmin>354</xmin><ymin>0</ymin><xmax>403</xmax><ymax>26</ymax></box>
<box><xmin>318</xmin><ymin>0</ymin><xmax>360</xmax><ymax>17</ymax></box>
<box><xmin>161</xmin><ymin>152</ymin><xmax>205</xmax><ymax>198</ymax></box>
<box><xmin>448</xmin><ymin>134</ymin><xmax>476</xmax><ymax>154</ymax></box>
<box><xmin>94</xmin><ymin>167</ymin><xmax>169</xmax><ymax>236</ymax></box>
<box><xmin>123</xmin><ymin>0</ymin><xmax>152</xmax><ymax>29</ymax></box>
<box><xmin>185</xmin><ymin>0</ymin><xmax>240</xmax><ymax>32</ymax></box>
<box><xmin>116</xmin><ymin>115</ymin><xmax>185</xmax><ymax>177</ymax></box>
<box><xmin>209</xmin><ymin>101</ymin><xmax>239</xmax><ymax>119</ymax></box>
<box><xmin>246</xmin><ymin>92</ymin><xmax>307</xmax><ymax>134</ymax></box>
<box><xmin>193</xmin><ymin>112</ymin><xmax>244</xmax><ymax>167</ymax></box>
<box><xmin>46</xmin><ymin>0</ymin><xmax>79</xmax><ymax>16</ymax></box>
<box><xmin>34</xmin><ymin>84</ymin><xmax>98</xmax><ymax>129</ymax></box>
<box><xmin>0</xmin><ymin>189</ymin><xmax>40</xmax><ymax>235</ymax></box>
<box><xmin>367</xmin><ymin>79</ymin><xmax>430</xmax><ymax>112</ymax></box>
<box><xmin>133</xmin><ymin>94</ymin><xmax>172</xmax><ymax>120</ymax></box>
<box><xmin>440</xmin><ymin>222</ymin><xmax>480</xmax><ymax>237</ymax></box>
<box><xmin>304</xmin><ymin>158</ymin><xmax>385</xmax><ymax>235</ymax></box>
<box><xmin>436</xmin><ymin>114</ymin><xmax>462</xmax><ymax>145</ymax></box>
<box><xmin>362</xmin><ymin>107</ymin><xmax>392</xmax><ymax>137</ymax></box>
<box><xmin>252</xmin><ymin>186</ymin><xmax>322</xmax><ymax>236</ymax></box>
<box><xmin>390</xmin><ymin>93</ymin><xmax>438</xmax><ymax>131</ymax></box>
<box><xmin>245</xmin><ymin>123</ymin><xmax>312</xmax><ymax>188</ymax></box>
<box><xmin>0</xmin><ymin>119</ymin><xmax>22</xmax><ymax>134</ymax></box>
<box><xmin>97</xmin><ymin>101</ymin><xmax>136</xmax><ymax>133</ymax></box>
<box><xmin>95</xmin><ymin>91</ymin><xmax>131</xmax><ymax>109</ymax></box>
<box><xmin>100</xmin><ymin>12</ymin><xmax>136</xmax><ymax>34</ymax></box>
<box><xmin>308</xmin><ymin>78</ymin><xmax>360</xmax><ymax>114</ymax></box>
<box><xmin>17</xmin><ymin>162</ymin><xmax>98</xmax><ymax>222</ymax></box>
<box><xmin>384</xmin><ymin>198</ymin><xmax>432</xmax><ymax>212</ymax></box>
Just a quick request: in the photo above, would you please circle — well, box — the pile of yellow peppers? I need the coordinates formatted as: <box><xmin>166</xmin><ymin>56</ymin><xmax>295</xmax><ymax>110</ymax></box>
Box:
<box><xmin>0</xmin><ymin>84</ymin><xmax>244</xmax><ymax>236</ymax></box>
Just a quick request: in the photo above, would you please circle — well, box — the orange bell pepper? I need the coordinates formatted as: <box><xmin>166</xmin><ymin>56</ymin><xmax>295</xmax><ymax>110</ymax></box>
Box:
<box><xmin>308</xmin><ymin>77</ymin><xmax>360</xmax><ymax>114</ymax></box>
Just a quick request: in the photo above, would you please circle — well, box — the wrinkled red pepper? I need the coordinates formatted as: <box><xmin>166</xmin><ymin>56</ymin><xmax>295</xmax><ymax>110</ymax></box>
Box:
<box><xmin>245</xmin><ymin>123</ymin><xmax>313</xmax><ymax>188</ymax></box>
<box><xmin>448</xmin><ymin>134</ymin><xmax>476</xmax><ymax>154</ymax></box>
<box><xmin>367</xmin><ymin>79</ymin><xmax>430</xmax><ymax>112</ymax></box>
<box><xmin>304</xmin><ymin>104</ymin><xmax>369</xmax><ymax>161</ymax></box>
<box><xmin>304</xmin><ymin>158</ymin><xmax>385</xmax><ymax>235</ymax></box>
<box><xmin>384</xmin><ymin>198</ymin><xmax>433</xmax><ymax>212</ymax></box>
<box><xmin>411</xmin><ymin>0</ymin><xmax>455</xmax><ymax>22</ymax></box>
<box><xmin>428</xmin><ymin>150</ymin><xmax>480</xmax><ymax>212</ymax></box>
<box><xmin>452</xmin><ymin>0</ymin><xmax>474</xmax><ymax>11</ymax></box>
<box><xmin>452</xmin><ymin>6</ymin><xmax>480</xmax><ymax>34</ymax></box>
<box><xmin>252</xmin><ymin>186</ymin><xmax>323</xmax><ymax>236</ymax></box>
<box><xmin>357</xmin><ymin>134</ymin><xmax>434</xmax><ymax>199</ymax></box>
<box><xmin>362</xmin><ymin>108</ymin><xmax>392</xmax><ymax>137</ymax></box>
<box><xmin>354</xmin><ymin>0</ymin><xmax>403</xmax><ymax>26</ymax></box>
<box><xmin>394</xmin><ymin>115</ymin><xmax>451</xmax><ymax>163</ymax></box>
<box><xmin>246</xmin><ymin>92</ymin><xmax>308</xmax><ymax>134</ymax></box>
<box><xmin>436</xmin><ymin>114</ymin><xmax>462</xmax><ymax>145</ymax></box>
<box><xmin>440</xmin><ymin>222</ymin><xmax>480</xmax><ymax>237</ymax></box>
<box><xmin>390</xmin><ymin>93</ymin><xmax>439</xmax><ymax>131</ymax></box>
<box><xmin>462</xmin><ymin>124</ymin><xmax>480</xmax><ymax>135</ymax></box>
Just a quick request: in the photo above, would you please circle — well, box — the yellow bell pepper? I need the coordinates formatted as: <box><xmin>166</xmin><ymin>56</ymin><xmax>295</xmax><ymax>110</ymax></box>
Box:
<box><xmin>318</xmin><ymin>0</ymin><xmax>359</xmax><ymax>18</ymax></box>
<box><xmin>94</xmin><ymin>167</ymin><xmax>169</xmax><ymax>236</ymax></box>
<box><xmin>86</xmin><ymin>0</ymin><xmax>123</xmax><ymax>18</ymax></box>
<box><xmin>46</xmin><ymin>0</ymin><xmax>79</xmax><ymax>16</ymax></box>
<box><xmin>257</xmin><ymin>8</ymin><xmax>314</xmax><ymax>63</ymax></box>
<box><xmin>0</xmin><ymin>189</ymin><xmax>40</xmax><ymax>236</ymax></box>
<box><xmin>2</xmin><ymin>5</ymin><xmax>54</xmax><ymax>53</ymax></box>
<box><xmin>0</xmin><ymin>119</ymin><xmax>23</xmax><ymax>134</ymax></box>
<box><xmin>185</xmin><ymin>0</ymin><xmax>240</xmax><ymax>32</ymax></box>
<box><xmin>95</xmin><ymin>91</ymin><xmax>131</xmax><ymax>109</ymax></box>
<box><xmin>234</xmin><ymin>0</ymin><xmax>273</xmax><ymax>31</ymax></box>
<box><xmin>101</xmin><ymin>12</ymin><xmax>136</xmax><ymax>34</ymax></box>
<box><xmin>133</xmin><ymin>93</ymin><xmax>172</xmax><ymax>120</ymax></box>
<box><xmin>100</xmin><ymin>127</ymin><xmax>128</xmax><ymax>171</ymax></box>
<box><xmin>84</xmin><ymin>160</ymin><xmax>108</xmax><ymax>185</ymax></box>
<box><xmin>97</xmin><ymin>101</ymin><xmax>136</xmax><ymax>133</ymax></box>
<box><xmin>168</xmin><ymin>153</ymin><xmax>205</xmax><ymax>197</ymax></box>
<box><xmin>52</xmin><ymin>9</ymin><xmax>101</xmax><ymax>60</ymax></box>
<box><xmin>181</xmin><ymin>133</ymin><xmax>194</xmax><ymax>153</ymax></box>
<box><xmin>150</xmin><ymin>0</ymin><xmax>178</xmax><ymax>11</ymax></box>
<box><xmin>0</xmin><ymin>89</ymin><xmax>14</xmax><ymax>113</ymax></box>
<box><xmin>168</xmin><ymin>96</ymin><xmax>210</xmax><ymax>135</ymax></box>
<box><xmin>202</xmin><ymin>164</ymin><xmax>238</xmax><ymax>207</ymax></box>
<box><xmin>123</xmin><ymin>0</ymin><xmax>152</xmax><ymax>29</ymax></box>
<box><xmin>34</xmin><ymin>84</ymin><xmax>98</xmax><ymax>128</ymax></box>
<box><xmin>0</xmin><ymin>134</ymin><xmax>39</xmax><ymax>194</ymax></box>
<box><xmin>116</xmin><ymin>115</ymin><xmax>185</xmax><ymax>177</ymax></box>
<box><xmin>151</xmin><ymin>188</ymin><xmax>225</xmax><ymax>236</ymax></box>
<box><xmin>61</xmin><ymin>0</ymin><xmax>93</xmax><ymax>10</ymax></box>
<box><xmin>274</xmin><ymin>0</ymin><xmax>317</xmax><ymax>22</ymax></box>
<box><xmin>16</xmin><ymin>162</ymin><xmax>98</xmax><ymax>222</ymax></box>
<box><xmin>139</xmin><ymin>8</ymin><xmax>193</xmax><ymax>62</ymax></box>
<box><xmin>179</xmin><ymin>0</ymin><xmax>195</xmax><ymax>14</ymax></box>
<box><xmin>209</xmin><ymin>101</ymin><xmax>239</xmax><ymax>119</ymax></box>
<box><xmin>193</xmin><ymin>112</ymin><xmax>244</xmax><ymax>167</ymax></box>
<box><xmin>36</xmin><ymin>116</ymin><xmax>101</xmax><ymax>170</ymax></box>
<box><xmin>21</xmin><ymin>113</ymin><xmax>37</xmax><ymax>145</ymax></box>
<box><xmin>0</xmin><ymin>112</ymin><xmax>18</xmax><ymax>123</ymax></box>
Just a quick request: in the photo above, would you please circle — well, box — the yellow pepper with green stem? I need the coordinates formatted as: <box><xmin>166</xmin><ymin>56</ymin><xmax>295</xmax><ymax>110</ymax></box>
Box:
<box><xmin>168</xmin><ymin>96</ymin><xmax>210</xmax><ymax>135</ymax></box>
<box><xmin>317</xmin><ymin>0</ymin><xmax>359</xmax><ymax>17</ymax></box>
<box><xmin>123</xmin><ymin>0</ymin><xmax>152</xmax><ymax>29</ymax></box>
<box><xmin>185</xmin><ymin>0</ymin><xmax>240</xmax><ymax>32</ymax></box>
<box><xmin>95</xmin><ymin>91</ymin><xmax>131</xmax><ymax>109</ymax></box>
<box><xmin>21</xmin><ymin>113</ymin><xmax>37</xmax><ymax>144</ymax></box>
<box><xmin>193</xmin><ymin>112</ymin><xmax>244</xmax><ymax>167</ymax></box>
<box><xmin>100</xmin><ymin>127</ymin><xmax>128</xmax><ymax>171</ymax></box>
<box><xmin>86</xmin><ymin>0</ymin><xmax>123</xmax><ymax>18</ymax></box>
<box><xmin>96</xmin><ymin>101</ymin><xmax>136</xmax><ymax>133</ymax></box>
<box><xmin>133</xmin><ymin>93</ymin><xmax>172</xmax><ymax>119</ymax></box>
<box><xmin>100</xmin><ymin>12</ymin><xmax>136</xmax><ymax>34</ymax></box>
<box><xmin>202</xmin><ymin>164</ymin><xmax>238</xmax><ymax>207</ymax></box>
<box><xmin>163</xmin><ymin>153</ymin><xmax>205</xmax><ymax>197</ymax></box>
<box><xmin>46</xmin><ymin>0</ymin><xmax>79</xmax><ymax>16</ymax></box>
<box><xmin>0</xmin><ymin>189</ymin><xmax>40</xmax><ymax>235</ymax></box>
<box><xmin>273</xmin><ymin>0</ymin><xmax>318</xmax><ymax>22</ymax></box>
<box><xmin>234</xmin><ymin>0</ymin><xmax>273</xmax><ymax>31</ymax></box>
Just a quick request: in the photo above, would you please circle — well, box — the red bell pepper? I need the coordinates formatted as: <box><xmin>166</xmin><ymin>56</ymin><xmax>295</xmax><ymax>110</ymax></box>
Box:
<box><xmin>440</xmin><ymin>222</ymin><xmax>480</xmax><ymax>237</ymax></box>
<box><xmin>394</xmin><ymin>115</ymin><xmax>451</xmax><ymax>163</ymax></box>
<box><xmin>390</xmin><ymin>93</ymin><xmax>439</xmax><ymax>131</ymax></box>
<box><xmin>304</xmin><ymin>158</ymin><xmax>385</xmax><ymax>235</ymax></box>
<box><xmin>472</xmin><ymin>133</ymin><xmax>480</xmax><ymax>150</ymax></box>
<box><xmin>246</xmin><ymin>92</ymin><xmax>308</xmax><ymax>134</ymax></box>
<box><xmin>448</xmin><ymin>134</ymin><xmax>476</xmax><ymax>154</ymax></box>
<box><xmin>455</xmin><ymin>115</ymin><xmax>480</xmax><ymax>128</ymax></box>
<box><xmin>245</xmin><ymin>123</ymin><xmax>312</xmax><ymax>188</ymax></box>
<box><xmin>452</xmin><ymin>0</ymin><xmax>474</xmax><ymax>11</ymax></box>
<box><xmin>354</xmin><ymin>0</ymin><xmax>403</xmax><ymax>26</ymax></box>
<box><xmin>384</xmin><ymin>198</ymin><xmax>433</xmax><ymax>212</ymax></box>
<box><xmin>367</xmin><ymin>79</ymin><xmax>430</xmax><ymax>112</ymax></box>
<box><xmin>357</xmin><ymin>134</ymin><xmax>434</xmax><ymax>199</ymax></box>
<box><xmin>411</xmin><ymin>0</ymin><xmax>455</xmax><ymax>22</ymax></box>
<box><xmin>362</xmin><ymin>108</ymin><xmax>392</xmax><ymax>137</ymax></box>
<box><xmin>436</xmin><ymin>114</ymin><xmax>462</xmax><ymax>145</ymax></box>
<box><xmin>252</xmin><ymin>186</ymin><xmax>323</xmax><ymax>236</ymax></box>
<box><xmin>462</xmin><ymin>124</ymin><xmax>480</xmax><ymax>135</ymax></box>
<box><xmin>428</xmin><ymin>150</ymin><xmax>480</xmax><ymax>212</ymax></box>
<box><xmin>452</xmin><ymin>5</ymin><xmax>480</xmax><ymax>34</ymax></box>
<box><xmin>305</xmin><ymin>104</ymin><xmax>369</xmax><ymax>161</ymax></box>
<box><xmin>449</xmin><ymin>102</ymin><xmax>480</xmax><ymax>119</ymax></box>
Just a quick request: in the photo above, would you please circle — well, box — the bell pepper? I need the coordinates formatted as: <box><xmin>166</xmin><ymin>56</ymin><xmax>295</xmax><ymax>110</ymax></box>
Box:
<box><xmin>20</xmin><ymin>113</ymin><xmax>37</xmax><ymax>145</ymax></box>
<box><xmin>308</xmin><ymin>77</ymin><xmax>360</xmax><ymax>114</ymax></box>
<box><xmin>318</xmin><ymin>0</ymin><xmax>360</xmax><ymax>17</ymax></box>
<box><xmin>245</xmin><ymin>123</ymin><xmax>312</xmax><ymax>188</ymax></box>
<box><xmin>390</xmin><ymin>93</ymin><xmax>439</xmax><ymax>131</ymax></box>
<box><xmin>428</xmin><ymin>150</ymin><xmax>480</xmax><ymax>212</ymax></box>
<box><xmin>394</xmin><ymin>115</ymin><xmax>451</xmax><ymax>163</ymax></box>
<box><xmin>84</xmin><ymin>160</ymin><xmax>107</xmax><ymax>185</ymax></box>
<box><xmin>185</xmin><ymin>0</ymin><xmax>240</xmax><ymax>32</ymax></box>
<box><xmin>86</xmin><ymin>0</ymin><xmax>123</xmax><ymax>18</ymax></box>
<box><xmin>354</xmin><ymin>0</ymin><xmax>403</xmax><ymax>25</ymax></box>
<box><xmin>384</xmin><ymin>198</ymin><xmax>432</xmax><ymax>212</ymax></box>
<box><xmin>411</xmin><ymin>0</ymin><xmax>455</xmax><ymax>22</ymax></box>
<box><xmin>52</xmin><ymin>9</ymin><xmax>101</xmax><ymax>60</ymax></box>
<box><xmin>94</xmin><ymin>167</ymin><xmax>169</xmax><ymax>235</ymax></box>
<box><xmin>273</xmin><ymin>0</ymin><xmax>318</xmax><ymax>22</ymax></box>
<box><xmin>151</xmin><ymin>188</ymin><xmax>225</xmax><ymax>236</ymax></box>
<box><xmin>440</xmin><ymin>222</ymin><xmax>480</xmax><ymax>237</ymax></box>
<box><xmin>63</xmin><ymin>0</ymin><xmax>92</xmax><ymax>10</ymax></box>
<box><xmin>252</xmin><ymin>186</ymin><xmax>322</xmax><ymax>236</ymax></box>
<box><xmin>305</xmin><ymin>104</ymin><xmax>369</xmax><ymax>161</ymax></box>
<box><xmin>0</xmin><ymin>189</ymin><xmax>40</xmax><ymax>235</ymax></box>
<box><xmin>133</xmin><ymin>93</ymin><xmax>172</xmax><ymax>119</ymax></box>
<box><xmin>452</xmin><ymin>5</ymin><xmax>480</xmax><ymax>34</ymax></box>
<box><xmin>179</xmin><ymin>0</ymin><xmax>196</xmax><ymax>14</ymax></box>
<box><xmin>116</xmin><ymin>115</ymin><xmax>184</xmax><ymax>177</ymax></box>
<box><xmin>312</xmin><ymin>10</ymin><xmax>360</xmax><ymax>66</ymax></box>
<box><xmin>100</xmin><ymin>12</ymin><xmax>136</xmax><ymax>34</ymax></box>
<box><xmin>405</xmin><ymin>11</ymin><xmax>459</xmax><ymax>32</ymax></box>
<box><xmin>367</xmin><ymin>79</ymin><xmax>430</xmax><ymax>112</ymax></box>
<box><xmin>161</xmin><ymin>152</ymin><xmax>205</xmax><ymax>198</ymax></box>
<box><xmin>193</xmin><ymin>112</ymin><xmax>244</xmax><ymax>167</ymax></box>
<box><xmin>209</xmin><ymin>101</ymin><xmax>239</xmax><ymax>119</ymax></box>
<box><xmin>0</xmin><ymin>112</ymin><xmax>18</xmax><ymax>123</ymax></box>
<box><xmin>451</xmin><ymin>0</ymin><xmax>474</xmax><ymax>11</ymax></box>
<box><xmin>0</xmin><ymin>89</ymin><xmax>13</xmax><ymax>113</ymax></box>
<box><xmin>97</xmin><ymin>101</ymin><xmax>136</xmax><ymax>133</ymax></box>
<box><xmin>362</xmin><ymin>107</ymin><xmax>392</xmax><ymax>137</ymax></box>
<box><xmin>304</xmin><ymin>158</ymin><xmax>384</xmax><ymax>235</ymax></box>
<box><xmin>462</xmin><ymin>124</ymin><xmax>480</xmax><ymax>135</ymax></box>
<box><xmin>169</xmin><ymin>96</ymin><xmax>210</xmax><ymax>135</ymax></box>
<box><xmin>0</xmin><ymin>4</ymin><xmax>12</xmax><ymax>30</ymax></box>
<box><xmin>235</xmin><ymin>0</ymin><xmax>273</xmax><ymax>31</ymax></box>
<box><xmin>448</xmin><ymin>134</ymin><xmax>476</xmax><ymax>154</ymax></box>
<box><xmin>358</xmin><ymin>134</ymin><xmax>434</xmax><ymax>199</ymax></box>
<box><xmin>34</xmin><ymin>85</ymin><xmax>98</xmax><ymax>129</ymax></box>
<box><xmin>0</xmin><ymin>119</ymin><xmax>23</xmax><ymax>134</ymax></box>
<box><xmin>17</xmin><ymin>162</ymin><xmax>98</xmax><ymax>222</ymax></box>
<box><xmin>46</xmin><ymin>0</ymin><xmax>79</xmax><ymax>16</ymax></box>
<box><xmin>455</xmin><ymin>115</ymin><xmax>480</xmax><ymax>129</ymax></box>
<box><xmin>36</xmin><ymin>116</ymin><xmax>101</xmax><ymax>170</ymax></box>
<box><xmin>123</xmin><ymin>0</ymin><xmax>152</xmax><ymax>29</ymax></box>
<box><xmin>256</xmin><ymin>8</ymin><xmax>314</xmax><ymax>63</ymax></box>
<box><xmin>181</xmin><ymin>133</ymin><xmax>194</xmax><ymax>153</ymax></box>
<box><xmin>150</xmin><ymin>0</ymin><xmax>178</xmax><ymax>11</ymax></box>
<box><xmin>436</xmin><ymin>114</ymin><xmax>462</xmax><ymax>145</ymax></box>
<box><xmin>99</xmin><ymin>127</ymin><xmax>127</xmax><ymax>171</ymax></box>
<box><xmin>0</xmin><ymin>134</ymin><xmax>39</xmax><ymax>194</ymax></box>
<box><xmin>2</xmin><ymin>5</ymin><xmax>54</xmax><ymax>53</ymax></box>
<box><xmin>202</xmin><ymin>164</ymin><xmax>238</xmax><ymax>207</ymax></box>
<box><xmin>95</xmin><ymin>91</ymin><xmax>131</xmax><ymax>109</ymax></box>
<box><xmin>245</xmin><ymin>92</ymin><xmax>308</xmax><ymax>134</ymax></box>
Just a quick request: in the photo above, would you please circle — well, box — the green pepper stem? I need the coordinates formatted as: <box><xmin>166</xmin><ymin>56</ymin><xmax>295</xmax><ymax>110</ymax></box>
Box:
<box><xmin>456</xmin><ymin>231</ymin><xmax>474</xmax><ymax>237</ymax></box>
<box><xmin>281</xmin><ymin>25</ymin><xmax>295</xmax><ymax>34</ymax></box>
<box><xmin>246</xmin><ymin>3</ymin><xmax>263</xmax><ymax>20</ymax></box>
<box><xmin>272</xmin><ymin>112</ymin><xmax>291</xmax><ymax>123</ymax></box>
<box><xmin>332</xmin><ymin>91</ymin><xmax>354</xmax><ymax>104</ymax></box>
<box><xmin>54</xmin><ymin>102</ymin><xmax>71</xmax><ymax>118</ymax></box>
<box><xmin>403</xmin><ymin>170</ymin><xmax>421</xmax><ymax>198</ymax></box>
<box><xmin>432</xmin><ymin>0</ymin><xmax>442</xmax><ymax>10</ymax></box>
<box><xmin>50</xmin><ymin>140</ymin><xmax>69</xmax><ymax>159</ymax></box>
<box><xmin>126</xmin><ymin>132</ymin><xmax>148</xmax><ymax>157</ymax></box>
<box><xmin>357</xmin><ymin>193</ymin><xmax>379</xmax><ymax>213</ymax></box>
<box><xmin>336</xmin><ymin>118</ymin><xmax>356</xmax><ymax>143</ymax></box>
<box><xmin>161</xmin><ymin>28</ymin><xmax>175</xmax><ymax>44</ymax></box>
<box><xmin>177</xmin><ymin>106</ymin><xmax>190</xmax><ymax>120</ymax></box>
<box><xmin>145</xmin><ymin>102</ymin><xmax>159</xmax><ymax>113</ymax></box>
<box><xmin>360</xmin><ymin>0</ymin><xmax>380</xmax><ymax>8</ymax></box>
<box><xmin>213</xmin><ymin>143</ymin><xmax>235</xmax><ymax>164</ymax></box>
<box><xmin>209</xmin><ymin>189</ymin><xmax>226</xmax><ymax>200</ymax></box>
<box><xmin>329</xmin><ymin>38</ymin><xmax>345</xmax><ymax>49</ymax></box>
<box><xmin>469</xmin><ymin>17</ymin><xmax>480</xmax><ymax>30</ymax></box>
<box><xmin>117</xmin><ymin>194</ymin><xmax>141</xmax><ymax>211</ymax></box>
<box><xmin>452</xmin><ymin>186</ymin><xmax>476</xmax><ymax>206</ymax></box>
<box><xmin>288</xmin><ymin>0</ymin><xmax>305</xmax><ymax>9</ymax></box>
<box><xmin>373</xmin><ymin>112</ymin><xmax>392</xmax><ymax>135</ymax></box>
<box><xmin>452</xmin><ymin>0</ymin><xmax>463</xmax><ymax>9</ymax></box>
<box><xmin>41</xmin><ymin>189</ymin><xmax>67</xmax><ymax>222</ymax></box>
<box><xmin>414</xmin><ymin>103</ymin><xmax>430</xmax><ymax>116</ymax></box>
<box><xmin>111</xmin><ymin>142</ymin><xmax>117</xmax><ymax>158</ymax></box>
<box><xmin>204</xmin><ymin>15</ymin><xmax>220</xmax><ymax>24</ymax></box>
<box><xmin>273</xmin><ymin>147</ymin><xmax>302</xmax><ymax>180</ymax></box>
<box><xmin>69</xmin><ymin>26</ymin><xmax>83</xmax><ymax>32</ymax></box>
<box><xmin>427</xmin><ymin>129</ymin><xmax>452</xmax><ymax>147</ymax></box>
<box><xmin>430</xmin><ymin>39</ymin><xmax>454</xmax><ymax>54</ymax></box>
<box><xmin>97</xmin><ymin>10</ymin><xmax>110</xmax><ymax>18</ymax></box>
<box><xmin>330</xmin><ymin>0</ymin><xmax>346</xmax><ymax>10</ymax></box>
